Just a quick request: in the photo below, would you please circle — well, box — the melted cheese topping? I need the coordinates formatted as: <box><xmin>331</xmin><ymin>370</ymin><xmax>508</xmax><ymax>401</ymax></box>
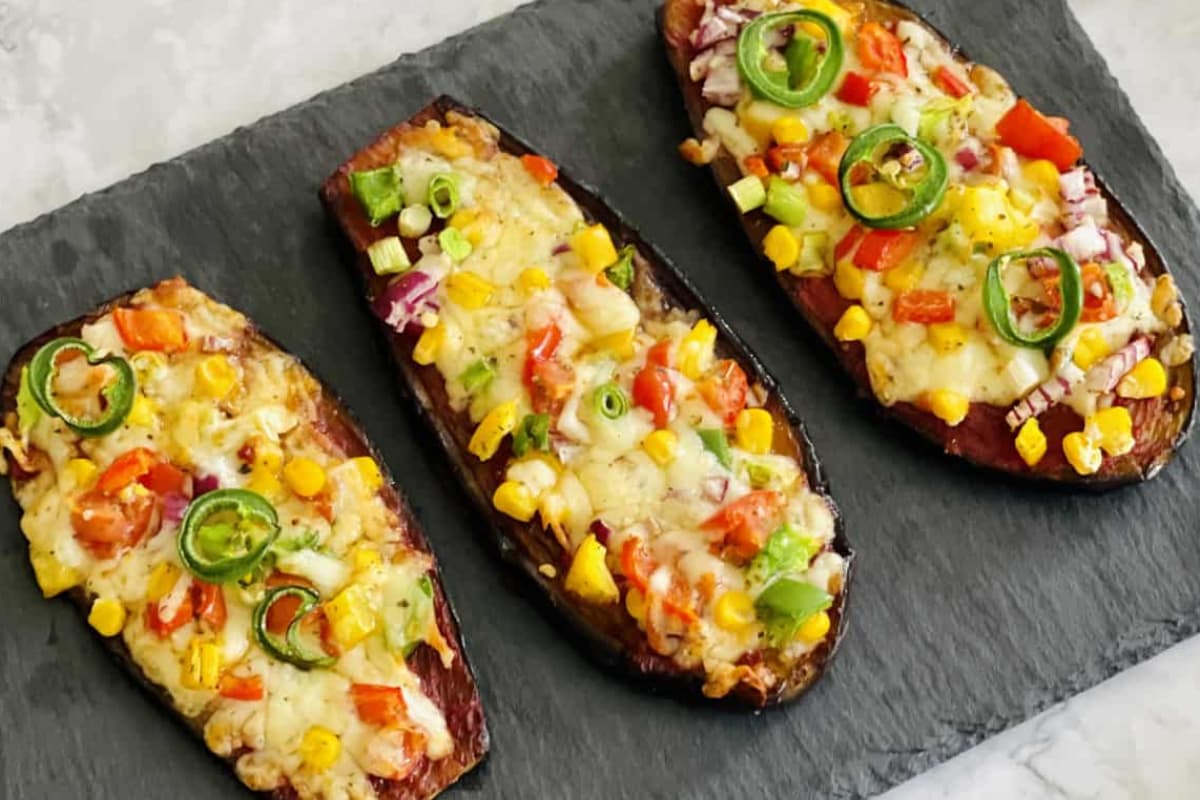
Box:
<box><xmin>378</xmin><ymin>114</ymin><xmax>845</xmax><ymax>697</ymax></box>
<box><xmin>8</xmin><ymin>283</ymin><xmax>454</xmax><ymax>799</ymax></box>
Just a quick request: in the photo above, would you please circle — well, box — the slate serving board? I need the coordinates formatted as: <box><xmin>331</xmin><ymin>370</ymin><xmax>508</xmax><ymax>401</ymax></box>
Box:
<box><xmin>1</xmin><ymin>0</ymin><xmax>1197</xmax><ymax>797</ymax></box>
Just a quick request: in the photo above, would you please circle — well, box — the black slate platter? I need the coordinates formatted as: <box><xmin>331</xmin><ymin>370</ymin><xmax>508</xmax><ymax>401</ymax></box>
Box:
<box><xmin>1</xmin><ymin>0</ymin><xmax>1198</xmax><ymax>797</ymax></box>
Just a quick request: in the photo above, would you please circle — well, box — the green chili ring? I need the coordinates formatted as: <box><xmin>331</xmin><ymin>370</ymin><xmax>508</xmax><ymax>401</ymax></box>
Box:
<box><xmin>178</xmin><ymin>488</ymin><xmax>280</xmax><ymax>583</ymax></box>
<box><xmin>983</xmin><ymin>247</ymin><xmax>1083</xmax><ymax>349</ymax></box>
<box><xmin>736</xmin><ymin>11</ymin><xmax>844</xmax><ymax>108</ymax></box>
<box><xmin>838</xmin><ymin>124</ymin><xmax>949</xmax><ymax>229</ymax></box>
<box><xmin>252</xmin><ymin>585</ymin><xmax>337</xmax><ymax>669</ymax></box>
<box><xmin>28</xmin><ymin>337</ymin><xmax>136</xmax><ymax>437</ymax></box>
<box><xmin>592</xmin><ymin>382</ymin><xmax>629</xmax><ymax>420</ymax></box>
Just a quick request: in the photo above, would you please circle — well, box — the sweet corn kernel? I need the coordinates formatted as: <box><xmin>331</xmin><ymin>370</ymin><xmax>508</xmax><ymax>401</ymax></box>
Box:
<box><xmin>245</xmin><ymin>468</ymin><xmax>284</xmax><ymax>500</ymax></box>
<box><xmin>833</xmin><ymin>260</ymin><xmax>865</xmax><ymax>300</ymax></box>
<box><xmin>517</xmin><ymin>267</ymin><xmax>551</xmax><ymax>294</ymax></box>
<box><xmin>130</xmin><ymin>351</ymin><xmax>167</xmax><ymax>384</ymax></box>
<box><xmin>806</xmin><ymin>181</ymin><xmax>843</xmax><ymax>212</ymax></box>
<box><xmin>88</xmin><ymin>597</ymin><xmax>127</xmax><ymax>637</ymax></box>
<box><xmin>283</xmin><ymin>457</ymin><xmax>327</xmax><ymax>498</ymax></box>
<box><xmin>445</xmin><ymin>271</ymin><xmax>495</xmax><ymax>310</ymax></box>
<box><xmin>1014</xmin><ymin>418</ymin><xmax>1047</xmax><ymax>467</ymax></box>
<box><xmin>1063</xmin><ymin>431</ymin><xmax>1101</xmax><ymax>475</ymax></box>
<box><xmin>127</xmin><ymin>394</ymin><xmax>157</xmax><ymax>427</ymax></box>
<box><xmin>772</xmin><ymin>116</ymin><xmax>809</xmax><ymax>145</ymax></box>
<box><xmin>252</xmin><ymin>440</ymin><xmax>284</xmax><ymax>473</ymax></box>
<box><xmin>182</xmin><ymin>639</ymin><xmax>222</xmax><ymax>690</ymax></box>
<box><xmin>735</xmin><ymin>408</ymin><xmax>773</xmax><ymax>455</ymax></box>
<box><xmin>468</xmin><ymin>400</ymin><xmax>519</xmax><ymax>461</ymax></box>
<box><xmin>65</xmin><ymin>458</ymin><xmax>98</xmax><ymax>487</ymax></box>
<box><xmin>641</xmin><ymin>429</ymin><xmax>679</xmax><ymax>466</ymax></box>
<box><xmin>349</xmin><ymin>456</ymin><xmax>384</xmax><ymax>492</ymax></box>
<box><xmin>738</xmin><ymin>101</ymin><xmax>788</xmax><ymax>146</ymax></box>
<box><xmin>928</xmin><ymin>322</ymin><xmax>968</xmax><ymax>354</ymax></box>
<box><xmin>625</xmin><ymin>587</ymin><xmax>647</xmax><ymax>622</ymax></box>
<box><xmin>763</xmin><ymin>225</ymin><xmax>800</xmax><ymax>271</ymax></box>
<box><xmin>412</xmin><ymin>323</ymin><xmax>445</xmax><ymax>366</ymax></box>
<box><xmin>834</xmin><ymin>305</ymin><xmax>872</xmax><ymax>342</ymax></box>
<box><xmin>448</xmin><ymin>208</ymin><xmax>477</xmax><ymax>230</ymax></box>
<box><xmin>564</xmin><ymin>534</ymin><xmax>619</xmax><ymax>604</ymax></box>
<box><xmin>493</xmin><ymin>480</ymin><xmax>537</xmax><ymax>522</ymax></box>
<box><xmin>352</xmin><ymin>547</ymin><xmax>383</xmax><ymax>572</ymax></box>
<box><xmin>590</xmin><ymin>328</ymin><xmax>636</xmax><ymax>360</ymax></box>
<box><xmin>30</xmin><ymin>550</ymin><xmax>82</xmax><ymax>598</ymax></box>
<box><xmin>324</xmin><ymin>584</ymin><xmax>377</xmax><ymax>650</ymax></box>
<box><xmin>800</xmin><ymin>0</ymin><xmax>853</xmax><ymax>30</ymax></box>
<box><xmin>1022</xmin><ymin>159</ymin><xmax>1061</xmax><ymax>197</ymax></box>
<box><xmin>883</xmin><ymin>260</ymin><xmax>924</xmax><ymax>293</ymax></box>
<box><xmin>538</xmin><ymin>491</ymin><xmax>566</xmax><ymax>531</ymax></box>
<box><xmin>147</xmin><ymin>562</ymin><xmax>182</xmax><ymax>603</ymax></box>
<box><xmin>1072</xmin><ymin>327</ymin><xmax>1112</xmax><ymax>369</ymax></box>
<box><xmin>1008</xmin><ymin>187</ymin><xmax>1036</xmax><ymax>214</ymax></box>
<box><xmin>461</xmin><ymin>215</ymin><xmax>491</xmax><ymax>248</ymax></box>
<box><xmin>797</xmin><ymin>610</ymin><xmax>832</xmax><ymax>643</ymax></box>
<box><xmin>195</xmin><ymin>355</ymin><xmax>237</xmax><ymax>400</ymax></box>
<box><xmin>570</xmin><ymin>224</ymin><xmax>619</xmax><ymax>274</ymax></box>
<box><xmin>1085</xmin><ymin>406</ymin><xmax>1134</xmax><ymax>456</ymax></box>
<box><xmin>430</xmin><ymin>126</ymin><xmax>472</xmax><ymax>160</ymax></box>
<box><xmin>713</xmin><ymin>590</ymin><xmax>756</xmax><ymax>633</ymax></box>
<box><xmin>300</xmin><ymin>726</ymin><xmax>342</xmax><ymax>772</ymax></box>
<box><xmin>1117</xmin><ymin>357</ymin><xmax>1167</xmax><ymax>399</ymax></box>
<box><xmin>677</xmin><ymin>319</ymin><xmax>718</xmax><ymax>379</ymax></box>
<box><xmin>926</xmin><ymin>389</ymin><xmax>969</xmax><ymax>427</ymax></box>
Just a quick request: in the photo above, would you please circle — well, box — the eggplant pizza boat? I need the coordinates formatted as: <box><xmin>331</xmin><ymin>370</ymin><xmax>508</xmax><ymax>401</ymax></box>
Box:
<box><xmin>321</xmin><ymin>98</ymin><xmax>853</xmax><ymax>706</ymax></box>
<box><xmin>0</xmin><ymin>279</ymin><xmax>487</xmax><ymax>799</ymax></box>
<box><xmin>661</xmin><ymin>0</ymin><xmax>1195</xmax><ymax>485</ymax></box>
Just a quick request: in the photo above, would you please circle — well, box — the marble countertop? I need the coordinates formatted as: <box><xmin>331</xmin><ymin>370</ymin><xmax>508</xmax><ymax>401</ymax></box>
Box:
<box><xmin>3</xmin><ymin>0</ymin><xmax>1197</xmax><ymax>796</ymax></box>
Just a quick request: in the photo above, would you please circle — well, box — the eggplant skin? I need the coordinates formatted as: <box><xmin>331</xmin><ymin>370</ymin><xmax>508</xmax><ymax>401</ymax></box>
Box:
<box><xmin>659</xmin><ymin>0</ymin><xmax>1196</xmax><ymax>489</ymax></box>
<box><xmin>320</xmin><ymin>97</ymin><xmax>854</xmax><ymax>708</ymax></box>
<box><xmin>1</xmin><ymin>280</ymin><xmax>488</xmax><ymax>800</ymax></box>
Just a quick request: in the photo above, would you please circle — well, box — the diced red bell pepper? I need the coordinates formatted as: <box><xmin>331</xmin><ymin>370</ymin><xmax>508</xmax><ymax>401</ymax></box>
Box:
<box><xmin>192</xmin><ymin>581</ymin><xmax>227</xmax><ymax>631</ymax></box>
<box><xmin>524</xmin><ymin>323</ymin><xmax>574</xmax><ymax>414</ymax></box>
<box><xmin>646</xmin><ymin>339</ymin><xmax>673</xmax><ymax>368</ymax></box>
<box><xmin>519</xmin><ymin>154</ymin><xmax>558</xmax><ymax>186</ymax></box>
<box><xmin>633</xmin><ymin>365</ymin><xmax>675</xmax><ymax>429</ymax></box>
<box><xmin>806</xmin><ymin>131</ymin><xmax>849</xmax><ymax>187</ymax></box>
<box><xmin>892</xmin><ymin>289</ymin><xmax>956</xmax><ymax>324</ymax></box>
<box><xmin>742</xmin><ymin>155</ymin><xmax>769</xmax><ymax>179</ymax></box>
<box><xmin>350</xmin><ymin>683</ymin><xmax>408</xmax><ymax>727</ymax></box>
<box><xmin>140</xmin><ymin>461</ymin><xmax>192</xmax><ymax>497</ymax></box>
<box><xmin>933</xmin><ymin>65</ymin><xmax>972</xmax><ymax>99</ymax></box>
<box><xmin>836</xmin><ymin>71</ymin><xmax>877</xmax><ymax>107</ymax></box>
<box><xmin>853</xmin><ymin>230</ymin><xmax>921</xmax><ymax>272</ymax></box>
<box><xmin>766</xmin><ymin>144</ymin><xmax>807</xmax><ymax>173</ymax></box>
<box><xmin>113</xmin><ymin>308</ymin><xmax>188</xmax><ymax>353</ymax></box>
<box><xmin>857</xmin><ymin>22</ymin><xmax>907</xmax><ymax>77</ymax></box>
<box><xmin>264</xmin><ymin>572</ymin><xmax>316</xmax><ymax>635</ymax></box>
<box><xmin>696</xmin><ymin>359</ymin><xmax>749</xmax><ymax>427</ymax></box>
<box><xmin>218</xmin><ymin>674</ymin><xmax>264</xmax><ymax>701</ymax></box>
<box><xmin>995</xmin><ymin>98</ymin><xmax>1083</xmax><ymax>172</ymax></box>
<box><xmin>96</xmin><ymin>448</ymin><xmax>156</xmax><ymax>494</ymax></box>
<box><xmin>835</xmin><ymin>225</ymin><xmax>865</xmax><ymax>262</ymax></box>
<box><xmin>701</xmin><ymin>490</ymin><xmax>787</xmax><ymax>560</ymax></box>
<box><xmin>146</xmin><ymin>588</ymin><xmax>195</xmax><ymax>638</ymax></box>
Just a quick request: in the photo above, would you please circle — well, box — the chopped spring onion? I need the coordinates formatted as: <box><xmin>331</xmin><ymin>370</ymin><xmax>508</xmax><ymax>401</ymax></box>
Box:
<box><xmin>438</xmin><ymin>227</ymin><xmax>473</xmax><ymax>262</ymax></box>
<box><xmin>697</xmin><ymin>428</ymin><xmax>733</xmax><ymax>469</ymax></box>
<box><xmin>792</xmin><ymin>232</ymin><xmax>830</xmax><ymax>276</ymax></box>
<box><xmin>605</xmin><ymin>245</ymin><xmax>636</xmax><ymax>291</ymax></box>
<box><xmin>367</xmin><ymin>236</ymin><xmax>412</xmax><ymax>275</ymax></box>
<box><xmin>460</xmin><ymin>358</ymin><xmax>496</xmax><ymax>394</ymax></box>
<box><xmin>512</xmin><ymin>413</ymin><xmax>551</xmax><ymax>457</ymax></box>
<box><xmin>763</xmin><ymin>176</ymin><xmax>808</xmax><ymax>226</ymax></box>
<box><xmin>428</xmin><ymin>173</ymin><xmax>460</xmax><ymax>219</ymax></box>
<box><xmin>398</xmin><ymin>204</ymin><xmax>434</xmax><ymax>238</ymax></box>
<box><xmin>382</xmin><ymin>573</ymin><xmax>434</xmax><ymax>657</ymax></box>
<box><xmin>747</xmin><ymin>525</ymin><xmax>820</xmax><ymax>589</ymax></box>
<box><xmin>591</xmin><ymin>382</ymin><xmax>629</xmax><ymax>420</ymax></box>
<box><xmin>350</xmin><ymin>167</ymin><xmax>404</xmax><ymax>226</ymax></box>
<box><xmin>1104</xmin><ymin>262</ymin><xmax>1134</xmax><ymax>311</ymax></box>
<box><xmin>727</xmin><ymin>175</ymin><xmax>767</xmax><ymax>214</ymax></box>
<box><xmin>16</xmin><ymin>365</ymin><xmax>42</xmax><ymax>438</ymax></box>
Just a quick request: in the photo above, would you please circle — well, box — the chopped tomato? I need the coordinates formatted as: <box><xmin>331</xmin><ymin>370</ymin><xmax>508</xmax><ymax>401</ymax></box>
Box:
<box><xmin>933</xmin><ymin>65</ymin><xmax>972</xmax><ymax>99</ymax></box>
<box><xmin>646</xmin><ymin>339</ymin><xmax>673</xmax><ymax>368</ymax></box>
<box><xmin>524</xmin><ymin>324</ymin><xmax>574</xmax><ymax>414</ymax></box>
<box><xmin>766</xmin><ymin>144</ymin><xmax>807</xmax><ymax>173</ymax></box>
<box><xmin>366</xmin><ymin>727</ymin><xmax>426</xmax><ymax>781</ymax></box>
<box><xmin>112</xmin><ymin>308</ymin><xmax>188</xmax><ymax>353</ymax></box>
<box><xmin>836</xmin><ymin>71</ymin><xmax>877</xmax><ymax>107</ymax></box>
<box><xmin>892</xmin><ymin>289</ymin><xmax>956</xmax><ymax>324</ymax></box>
<box><xmin>146</xmin><ymin>587</ymin><xmax>194</xmax><ymax>638</ymax></box>
<box><xmin>218</xmin><ymin>674</ymin><xmax>264</xmax><ymax>701</ymax></box>
<box><xmin>853</xmin><ymin>230</ymin><xmax>921</xmax><ymax>272</ymax></box>
<box><xmin>140</xmin><ymin>461</ymin><xmax>191</xmax><ymax>497</ymax></box>
<box><xmin>857</xmin><ymin>22</ymin><xmax>907</xmax><ymax>77</ymax></box>
<box><xmin>519</xmin><ymin>154</ymin><xmax>558</xmax><ymax>186</ymax></box>
<box><xmin>96</xmin><ymin>448</ymin><xmax>157</xmax><ymax>494</ymax></box>
<box><xmin>71</xmin><ymin>490</ymin><xmax>160</xmax><ymax>559</ymax></box>
<box><xmin>618</xmin><ymin>539</ymin><xmax>696</xmax><ymax>623</ymax></box>
<box><xmin>702</xmin><ymin>490</ymin><xmax>787</xmax><ymax>560</ymax></box>
<box><xmin>806</xmin><ymin>131</ymin><xmax>849</xmax><ymax>186</ymax></box>
<box><xmin>834</xmin><ymin>225</ymin><xmax>865</xmax><ymax>262</ymax></box>
<box><xmin>523</xmin><ymin>324</ymin><xmax>562</xmax><ymax>383</ymax></box>
<box><xmin>742</xmin><ymin>155</ymin><xmax>769</xmax><ymax>179</ymax></box>
<box><xmin>1080</xmin><ymin>262</ymin><xmax>1118</xmax><ymax>322</ymax></box>
<box><xmin>696</xmin><ymin>360</ymin><xmax>749</xmax><ymax>427</ymax></box>
<box><xmin>264</xmin><ymin>572</ymin><xmax>316</xmax><ymax>635</ymax></box>
<box><xmin>995</xmin><ymin>98</ymin><xmax>1083</xmax><ymax>172</ymax></box>
<box><xmin>633</xmin><ymin>365</ymin><xmax>675</xmax><ymax>428</ymax></box>
<box><xmin>192</xmin><ymin>581</ymin><xmax>227</xmax><ymax>630</ymax></box>
<box><xmin>351</xmin><ymin>683</ymin><xmax>407</xmax><ymax>727</ymax></box>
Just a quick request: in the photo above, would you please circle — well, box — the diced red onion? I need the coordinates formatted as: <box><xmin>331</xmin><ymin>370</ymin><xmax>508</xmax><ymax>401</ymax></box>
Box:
<box><xmin>1026</xmin><ymin>255</ymin><xmax>1059</xmax><ymax>279</ymax></box>
<box><xmin>702</xmin><ymin>475</ymin><xmax>729</xmax><ymax>503</ymax></box>
<box><xmin>1101</xmin><ymin>229</ymin><xmax>1132</xmax><ymax>270</ymax></box>
<box><xmin>1127</xmin><ymin>242</ymin><xmax>1147</xmax><ymax>272</ymax></box>
<box><xmin>702</xmin><ymin>63</ymin><xmax>741</xmax><ymax>106</ymax></box>
<box><xmin>715</xmin><ymin>5</ymin><xmax>759</xmax><ymax>24</ymax></box>
<box><xmin>1057</xmin><ymin>220</ymin><xmax>1106</xmax><ymax>262</ymax></box>
<box><xmin>1005</xmin><ymin>362</ymin><xmax>1084</xmax><ymax>429</ymax></box>
<box><xmin>373</xmin><ymin>270</ymin><xmax>439</xmax><ymax>334</ymax></box>
<box><xmin>193</xmin><ymin>474</ymin><xmax>220</xmax><ymax>496</ymax></box>
<box><xmin>954</xmin><ymin>147</ymin><xmax>980</xmax><ymax>171</ymax></box>
<box><xmin>692</xmin><ymin>15</ymin><xmax>738</xmax><ymax>50</ymax></box>
<box><xmin>552</xmin><ymin>242</ymin><xmax>570</xmax><ymax>255</ymax></box>
<box><xmin>200</xmin><ymin>335</ymin><xmax>238</xmax><ymax>354</ymax></box>
<box><xmin>163</xmin><ymin>492</ymin><xmax>190</xmax><ymax>523</ymax></box>
<box><xmin>589</xmin><ymin>519</ymin><xmax>612</xmax><ymax>546</ymax></box>
<box><xmin>780</xmin><ymin>161</ymin><xmax>802</xmax><ymax>181</ymax></box>
<box><xmin>1059</xmin><ymin>168</ymin><xmax>1089</xmax><ymax>203</ymax></box>
<box><xmin>1084</xmin><ymin>337</ymin><xmax>1150</xmax><ymax>393</ymax></box>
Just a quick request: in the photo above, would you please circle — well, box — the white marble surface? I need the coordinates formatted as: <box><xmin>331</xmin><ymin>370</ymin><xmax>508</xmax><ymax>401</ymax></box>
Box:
<box><xmin>2</xmin><ymin>0</ymin><xmax>1198</xmax><ymax>797</ymax></box>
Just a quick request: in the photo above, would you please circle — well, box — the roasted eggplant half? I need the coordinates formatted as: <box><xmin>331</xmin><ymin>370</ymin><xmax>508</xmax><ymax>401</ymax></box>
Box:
<box><xmin>0</xmin><ymin>278</ymin><xmax>487</xmax><ymax>800</ymax></box>
<box><xmin>661</xmin><ymin>0</ymin><xmax>1195</xmax><ymax>486</ymax></box>
<box><xmin>321</xmin><ymin>97</ymin><xmax>853</xmax><ymax>707</ymax></box>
